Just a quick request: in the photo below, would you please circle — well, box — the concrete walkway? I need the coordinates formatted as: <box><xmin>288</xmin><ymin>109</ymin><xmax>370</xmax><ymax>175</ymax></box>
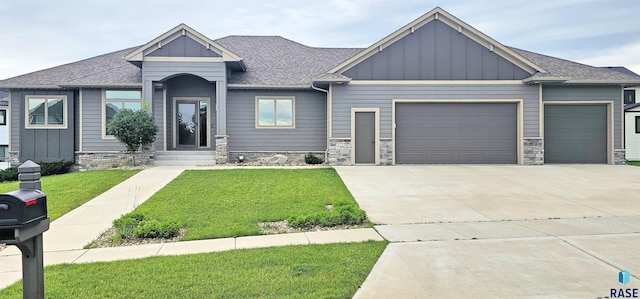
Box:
<box><xmin>0</xmin><ymin>166</ymin><xmax>383</xmax><ymax>290</ymax></box>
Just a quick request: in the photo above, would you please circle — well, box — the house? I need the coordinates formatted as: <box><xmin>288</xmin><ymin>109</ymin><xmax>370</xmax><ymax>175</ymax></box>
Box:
<box><xmin>1</xmin><ymin>7</ymin><xmax>639</xmax><ymax>168</ymax></box>
<box><xmin>605</xmin><ymin>67</ymin><xmax>640</xmax><ymax>161</ymax></box>
<box><xmin>0</xmin><ymin>90</ymin><xmax>8</xmax><ymax>169</ymax></box>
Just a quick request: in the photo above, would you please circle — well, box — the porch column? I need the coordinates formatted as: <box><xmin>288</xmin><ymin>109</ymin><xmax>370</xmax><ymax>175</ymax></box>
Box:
<box><xmin>215</xmin><ymin>80</ymin><xmax>228</xmax><ymax>164</ymax></box>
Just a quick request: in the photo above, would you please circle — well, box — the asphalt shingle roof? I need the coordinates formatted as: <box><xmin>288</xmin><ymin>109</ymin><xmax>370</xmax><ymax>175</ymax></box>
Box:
<box><xmin>0</xmin><ymin>47</ymin><xmax>141</xmax><ymax>88</ymax></box>
<box><xmin>214</xmin><ymin>36</ymin><xmax>362</xmax><ymax>86</ymax></box>
<box><xmin>1</xmin><ymin>36</ymin><xmax>638</xmax><ymax>89</ymax></box>
<box><xmin>510</xmin><ymin>47</ymin><xmax>640</xmax><ymax>83</ymax></box>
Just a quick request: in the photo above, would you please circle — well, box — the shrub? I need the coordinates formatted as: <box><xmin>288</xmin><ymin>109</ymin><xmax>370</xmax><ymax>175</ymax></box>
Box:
<box><xmin>133</xmin><ymin>219</ymin><xmax>181</xmax><ymax>239</ymax></box>
<box><xmin>0</xmin><ymin>167</ymin><xmax>18</xmax><ymax>182</ymax></box>
<box><xmin>0</xmin><ymin>160</ymin><xmax>73</xmax><ymax>183</ymax></box>
<box><xmin>40</xmin><ymin>160</ymin><xmax>74</xmax><ymax>176</ymax></box>
<box><xmin>287</xmin><ymin>201</ymin><xmax>368</xmax><ymax>229</ymax></box>
<box><xmin>304</xmin><ymin>153</ymin><xmax>323</xmax><ymax>165</ymax></box>
<box><xmin>113</xmin><ymin>213</ymin><xmax>146</xmax><ymax>239</ymax></box>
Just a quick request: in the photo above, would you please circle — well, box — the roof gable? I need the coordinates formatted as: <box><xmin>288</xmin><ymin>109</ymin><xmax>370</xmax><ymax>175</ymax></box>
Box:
<box><xmin>330</xmin><ymin>7</ymin><xmax>545</xmax><ymax>76</ymax></box>
<box><xmin>342</xmin><ymin>19</ymin><xmax>531</xmax><ymax>80</ymax></box>
<box><xmin>124</xmin><ymin>24</ymin><xmax>243</xmax><ymax>64</ymax></box>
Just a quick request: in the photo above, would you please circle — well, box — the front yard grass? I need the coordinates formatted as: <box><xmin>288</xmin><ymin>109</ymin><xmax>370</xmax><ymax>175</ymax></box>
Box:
<box><xmin>130</xmin><ymin>168</ymin><xmax>368</xmax><ymax>240</ymax></box>
<box><xmin>0</xmin><ymin>241</ymin><xmax>387</xmax><ymax>298</ymax></box>
<box><xmin>627</xmin><ymin>161</ymin><xmax>640</xmax><ymax>166</ymax></box>
<box><xmin>0</xmin><ymin>170</ymin><xmax>139</xmax><ymax>221</ymax></box>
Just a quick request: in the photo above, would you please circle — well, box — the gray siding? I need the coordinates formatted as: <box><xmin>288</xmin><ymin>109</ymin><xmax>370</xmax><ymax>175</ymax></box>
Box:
<box><xmin>165</xmin><ymin>75</ymin><xmax>216</xmax><ymax>149</ymax></box>
<box><xmin>331</xmin><ymin>83</ymin><xmax>540</xmax><ymax>139</ymax></box>
<box><xmin>227</xmin><ymin>90</ymin><xmax>326</xmax><ymax>151</ymax></box>
<box><xmin>81</xmin><ymin>89</ymin><xmax>126</xmax><ymax>151</ymax></box>
<box><xmin>12</xmin><ymin>89</ymin><xmax>75</xmax><ymax>162</ymax></box>
<box><xmin>147</xmin><ymin>36</ymin><xmax>221</xmax><ymax>58</ymax></box>
<box><xmin>542</xmin><ymin>85</ymin><xmax>623</xmax><ymax>148</ymax></box>
<box><xmin>343</xmin><ymin>20</ymin><xmax>530</xmax><ymax>80</ymax></box>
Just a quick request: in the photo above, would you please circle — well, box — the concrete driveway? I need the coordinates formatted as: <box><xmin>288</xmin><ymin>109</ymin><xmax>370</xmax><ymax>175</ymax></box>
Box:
<box><xmin>335</xmin><ymin>165</ymin><xmax>640</xmax><ymax>298</ymax></box>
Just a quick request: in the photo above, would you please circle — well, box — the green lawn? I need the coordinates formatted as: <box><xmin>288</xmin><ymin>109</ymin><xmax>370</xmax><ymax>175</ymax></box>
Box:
<box><xmin>0</xmin><ymin>241</ymin><xmax>387</xmax><ymax>298</ymax></box>
<box><xmin>627</xmin><ymin>161</ymin><xmax>640</xmax><ymax>166</ymax></box>
<box><xmin>131</xmin><ymin>168</ymin><xmax>366</xmax><ymax>240</ymax></box>
<box><xmin>0</xmin><ymin>170</ymin><xmax>139</xmax><ymax>220</ymax></box>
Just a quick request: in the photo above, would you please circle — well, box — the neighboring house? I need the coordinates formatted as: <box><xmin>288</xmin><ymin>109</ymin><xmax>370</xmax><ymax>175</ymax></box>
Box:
<box><xmin>606</xmin><ymin>67</ymin><xmax>640</xmax><ymax>161</ymax></box>
<box><xmin>1</xmin><ymin>7</ymin><xmax>639</xmax><ymax>168</ymax></box>
<box><xmin>0</xmin><ymin>90</ymin><xmax>9</xmax><ymax>169</ymax></box>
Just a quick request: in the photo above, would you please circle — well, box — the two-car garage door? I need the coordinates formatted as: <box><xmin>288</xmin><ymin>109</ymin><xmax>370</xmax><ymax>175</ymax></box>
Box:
<box><xmin>395</xmin><ymin>102</ymin><xmax>518</xmax><ymax>164</ymax></box>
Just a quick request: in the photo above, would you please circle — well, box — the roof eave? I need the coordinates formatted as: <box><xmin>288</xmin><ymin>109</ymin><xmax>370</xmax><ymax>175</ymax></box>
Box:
<box><xmin>57</xmin><ymin>83</ymin><xmax>143</xmax><ymax>88</ymax></box>
<box><xmin>227</xmin><ymin>84</ymin><xmax>311</xmax><ymax>90</ymax></box>
<box><xmin>522</xmin><ymin>77</ymin><xmax>571</xmax><ymax>84</ymax></box>
<box><xmin>0</xmin><ymin>84</ymin><xmax>64</xmax><ymax>90</ymax></box>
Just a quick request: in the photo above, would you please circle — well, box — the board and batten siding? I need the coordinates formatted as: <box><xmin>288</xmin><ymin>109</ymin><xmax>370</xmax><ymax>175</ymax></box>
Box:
<box><xmin>147</xmin><ymin>35</ymin><xmax>221</xmax><ymax>58</ymax></box>
<box><xmin>12</xmin><ymin>89</ymin><xmax>75</xmax><ymax>162</ymax></box>
<box><xmin>343</xmin><ymin>20</ymin><xmax>530</xmax><ymax>81</ymax></box>
<box><xmin>81</xmin><ymin>89</ymin><xmax>126</xmax><ymax>151</ymax></box>
<box><xmin>542</xmin><ymin>85</ymin><xmax>622</xmax><ymax>148</ymax></box>
<box><xmin>227</xmin><ymin>90</ymin><xmax>326</xmax><ymax>151</ymax></box>
<box><xmin>331</xmin><ymin>83</ymin><xmax>540</xmax><ymax>139</ymax></box>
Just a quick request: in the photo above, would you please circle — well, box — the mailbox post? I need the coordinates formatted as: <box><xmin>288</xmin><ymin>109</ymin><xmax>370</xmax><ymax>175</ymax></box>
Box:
<box><xmin>0</xmin><ymin>161</ymin><xmax>49</xmax><ymax>299</ymax></box>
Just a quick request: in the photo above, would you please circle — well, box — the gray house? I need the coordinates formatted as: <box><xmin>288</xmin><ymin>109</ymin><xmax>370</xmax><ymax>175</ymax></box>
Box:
<box><xmin>1</xmin><ymin>7</ymin><xmax>639</xmax><ymax>168</ymax></box>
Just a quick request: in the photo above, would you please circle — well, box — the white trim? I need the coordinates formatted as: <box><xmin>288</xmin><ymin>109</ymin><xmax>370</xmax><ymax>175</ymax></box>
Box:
<box><xmin>173</xmin><ymin>97</ymin><xmax>211</xmax><ymax>148</ymax></box>
<box><xmin>351</xmin><ymin>108</ymin><xmax>380</xmax><ymax>165</ymax></box>
<box><xmin>4</xmin><ymin>94</ymin><xmax>10</xmax><ymax>153</ymax></box>
<box><xmin>79</xmin><ymin>89</ymin><xmax>83</xmax><ymax>152</ymax></box>
<box><xmin>142</xmin><ymin>56</ymin><xmax>225</xmax><ymax>63</ymax></box>
<box><xmin>542</xmin><ymin>101</ymin><xmax>614</xmax><ymax>164</ymax></box>
<box><xmin>254</xmin><ymin>96</ymin><xmax>296</xmax><ymax>129</ymax></box>
<box><xmin>163</xmin><ymin>87</ymin><xmax>167</xmax><ymax>151</ymax></box>
<box><xmin>328</xmin><ymin>84</ymin><xmax>333</xmax><ymax>138</ymax></box>
<box><xmin>349</xmin><ymin>80</ymin><xmax>525</xmax><ymax>85</ymax></box>
<box><xmin>539</xmin><ymin>84</ymin><xmax>543</xmax><ymax>138</ymax></box>
<box><xmin>24</xmin><ymin>95</ymin><xmax>68</xmax><ymax>129</ymax></box>
<box><xmin>227</xmin><ymin>84</ymin><xmax>309</xmax><ymax>89</ymax></box>
<box><xmin>392</xmin><ymin>99</ymin><xmax>524</xmax><ymax>165</ymax></box>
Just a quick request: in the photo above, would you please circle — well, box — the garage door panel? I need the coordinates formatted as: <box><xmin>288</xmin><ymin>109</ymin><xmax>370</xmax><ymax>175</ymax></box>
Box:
<box><xmin>544</xmin><ymin>105</ymin><xmax>607</xmax><ymax>163</ymax></box>
<box><xmin>396</xmin><ymin>103</ymin><xmax>517</xmax><ymax>164</ymax></box>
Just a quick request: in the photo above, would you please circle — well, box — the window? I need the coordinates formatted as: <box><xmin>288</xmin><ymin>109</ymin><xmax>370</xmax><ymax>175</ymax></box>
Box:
<box><xmin>625</xmin><ymin>90</ymin><xmax>636</xmax><ymax>105</ymax></box>
<box><xmin>256</xmin><ymin>96</ymin><xmax>294</xmax><ymax>128</ymax></box>
<box><xmin>104</xmin><ymin>90</ymin><xmax>142</xmax><ymax>136</ymax></box>
<box><xmin>25</xmin><ymin>96</ymin><xmax>67</xmax><ymax>128</ymax></box>
<box><xmin>636</xmin><ymin>116</ymin><xmax>640</xmax><ymax>134</ymax></box>
<box><xmin>0</xmin><ymin>110</ymin><xmax>6</xmax><ymax>126</ymax></box>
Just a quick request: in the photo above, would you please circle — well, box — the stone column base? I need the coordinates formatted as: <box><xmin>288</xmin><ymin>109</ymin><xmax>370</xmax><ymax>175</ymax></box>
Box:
<box><xmin>523</xmin><ymin>137</ymin><xmax>544</xmax><ymax>165</ymax></box>
<box><xmin>215</xmin><ymin>135</ymin><xmax>229</xmax><ymax>164</ymax></box>
<box><xmin>614</xmin><ymin>149</ymin><xmax>626</xmax><ymax>165</ymax></box>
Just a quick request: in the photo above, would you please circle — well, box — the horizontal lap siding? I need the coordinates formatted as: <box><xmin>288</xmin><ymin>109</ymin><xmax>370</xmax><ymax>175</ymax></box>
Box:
<box><xmin>81</xmin><ymin>89</ymin><xmax>126</xmax><ymax>151</ymax></box>
<box><xmin>542</xmin><ymin>85</ymin><xmax>622</xmax><ymax>148</ymax></box>
<box><xmin>332</xmin><ymin>84</ymin><xmax>540</xmax><ymax>139</ymax></box>
<box><xmin>227</xmin><ymin>90</ymin><xmax>326</xmax><ymax>151</ymax></box>
<box><xmin>142</xmin><ymin>61</ymin><xmax>226</xmax><ymax>82</ymax></box>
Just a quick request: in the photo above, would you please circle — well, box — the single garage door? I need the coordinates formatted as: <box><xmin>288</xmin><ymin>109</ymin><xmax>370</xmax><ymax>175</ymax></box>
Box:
<box><xmin>395</xmin><ymin>102</ymin><xmax>517</xmax><ymax>164</ymax></box>
<box><xmin>544</xmin><ymin>104</ymin><xmax>607</xmax><ymax>163</ymax></box>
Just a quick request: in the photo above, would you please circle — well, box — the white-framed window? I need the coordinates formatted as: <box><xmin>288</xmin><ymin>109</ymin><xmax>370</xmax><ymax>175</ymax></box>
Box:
<box><xmin>25</xmin><ymin>95</ymin><xmax>67</xmax><ymax>129</ymax></box>
<box><xmin>255</xmin><ymin>96</ymin><xmax>295</xmax><ymax>128</ymax></box>
<box><xmin>103</xmin><ymin>90</ymin><xmax>142</xmax><ymax>137</ymax></box>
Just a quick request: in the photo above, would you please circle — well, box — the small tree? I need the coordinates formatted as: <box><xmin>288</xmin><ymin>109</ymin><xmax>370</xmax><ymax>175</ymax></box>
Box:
<box><xmin>107</xmin><ymin>107</ymin><xmax>158</xmax><ymax>166</ymax></box>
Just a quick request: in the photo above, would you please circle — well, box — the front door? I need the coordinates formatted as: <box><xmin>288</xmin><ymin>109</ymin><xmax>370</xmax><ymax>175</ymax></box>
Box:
<box><xmin>176</xmin><ymin>100</ymin><xmax>208</xmax><ymax>148</ymax></box>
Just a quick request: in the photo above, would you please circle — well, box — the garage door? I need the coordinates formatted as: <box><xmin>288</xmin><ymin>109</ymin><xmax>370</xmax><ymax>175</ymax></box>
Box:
<box><xmin>544</xmin><ymin>105</ymin><xmax>607</xmax><ymax>163</ymax></box>
<box><xmin>395</xmin><ymin>103</ymin><xmax>517</xmax><ymax>164</ymax></box>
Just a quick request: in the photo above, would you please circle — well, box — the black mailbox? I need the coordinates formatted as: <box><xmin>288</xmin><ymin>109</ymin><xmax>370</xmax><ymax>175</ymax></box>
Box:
<box><xmin>0</xmin><ymin>189</ymin><xmax>47</xmax><ymax>228</ymax></box>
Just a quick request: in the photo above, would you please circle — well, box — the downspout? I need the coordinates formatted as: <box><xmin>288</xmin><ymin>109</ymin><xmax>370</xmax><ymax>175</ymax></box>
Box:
<box><xmin>311</xmin><ymin>82</ymin><xmax>330</xmax><ymax>163</ymax></box>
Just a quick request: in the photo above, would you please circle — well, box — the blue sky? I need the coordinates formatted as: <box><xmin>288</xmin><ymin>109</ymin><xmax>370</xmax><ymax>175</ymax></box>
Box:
<box><xmin>1</xmin><ymin>0</ymin><xmax>639</xmax><ymax>79</ymax></box>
